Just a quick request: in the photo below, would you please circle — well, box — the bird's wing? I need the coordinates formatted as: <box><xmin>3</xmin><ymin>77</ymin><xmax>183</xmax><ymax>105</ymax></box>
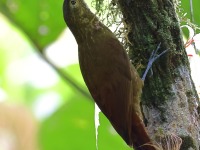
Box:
<box><xmin>83</xmin><ymin>36</ymin><xmax>133</xmax><ymax>141</ymax></box>
<box><xmin>79</xmin><ymin>35</ymin><xmax>152</xmax><ymax>148</ymax></box>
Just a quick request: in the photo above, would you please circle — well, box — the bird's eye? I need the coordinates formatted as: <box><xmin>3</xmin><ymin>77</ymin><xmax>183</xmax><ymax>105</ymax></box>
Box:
<box><xmin>71</xmin><ymin>0</ymin><xmax>76</xmax><ymax>5</ymax></box>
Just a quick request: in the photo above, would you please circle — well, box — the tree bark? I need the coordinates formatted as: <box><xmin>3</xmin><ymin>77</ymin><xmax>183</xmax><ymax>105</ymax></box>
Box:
<box><xmin>117</xmin><ymin>0</ymin><xmax>200</xmax><ymax>149</ymax></box>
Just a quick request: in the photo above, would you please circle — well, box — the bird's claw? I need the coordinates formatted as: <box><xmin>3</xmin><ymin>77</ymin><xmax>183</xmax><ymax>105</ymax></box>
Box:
<box><xmin>141</xmin><ymin>43</ymin><xmax>169</xmax><ymax>81</ymax></box>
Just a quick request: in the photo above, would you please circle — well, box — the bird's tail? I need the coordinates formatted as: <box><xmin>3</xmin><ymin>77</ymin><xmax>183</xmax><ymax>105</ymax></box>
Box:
<box><xmin>129</xmin><ymin>113</ymin><xmax>160</xmax><ymax>150</ymax></box>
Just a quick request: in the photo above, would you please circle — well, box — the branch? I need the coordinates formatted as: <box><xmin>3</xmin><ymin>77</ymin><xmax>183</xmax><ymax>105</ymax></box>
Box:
<box><xmin>37</xmin><ymin>49</ymin><xmax>92</xmax><ymax>100</ymax></box>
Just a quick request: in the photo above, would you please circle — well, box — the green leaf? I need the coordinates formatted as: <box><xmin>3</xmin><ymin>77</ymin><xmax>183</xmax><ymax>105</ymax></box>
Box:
<box><xmin>0</xmin><ymin>0</ymin><xmax>66</xmax><ymax>49</ymax></box>
<box><xmin>39</xmin><ymin>96</ymin><xmax>131</xmax><ymax>150</ymax></box>
<box><xmin>181</xmin><ymin>0</ymin><xmax>200</xmax><ymax>27</ymax></box>
<box><xmin>39</xmin><ymin>96</ymin><xmax>96</xmax><ymax>150</ymax></box>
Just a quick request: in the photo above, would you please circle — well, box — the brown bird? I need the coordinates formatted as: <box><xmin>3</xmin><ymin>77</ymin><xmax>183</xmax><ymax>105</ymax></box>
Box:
<box><xmin>63</xmin><ymin>0</ymin><xmax>163</xmax><ymax>149</ymax></box>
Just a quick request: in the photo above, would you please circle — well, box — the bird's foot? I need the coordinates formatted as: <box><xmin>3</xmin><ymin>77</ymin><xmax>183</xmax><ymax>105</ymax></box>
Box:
<box><xmin>141</xmin><ymin>43</ymin><xmax>169</xmax><ymax>81</ymax></box>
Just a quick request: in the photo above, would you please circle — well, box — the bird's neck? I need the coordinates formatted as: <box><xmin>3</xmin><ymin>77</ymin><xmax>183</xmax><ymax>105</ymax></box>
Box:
<box><xmin>69</xmin><ymin>12</ymin><xmax>102</xmax><ymax>43</ymax></box>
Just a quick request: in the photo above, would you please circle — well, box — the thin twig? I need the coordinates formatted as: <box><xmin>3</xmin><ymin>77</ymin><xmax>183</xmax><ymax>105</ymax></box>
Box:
<box><xmin>37</xmin><ymin>50</ymin><xmax>92</xmax><ymax>100</ymax></box>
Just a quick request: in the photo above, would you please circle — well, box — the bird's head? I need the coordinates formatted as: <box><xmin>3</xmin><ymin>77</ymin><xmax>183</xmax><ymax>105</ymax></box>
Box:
<box><xmin>63</xmin><ymin>0</ymin><xmax>100</xmax><ymax>43</ymax></box>
<box><xmin>63</xmin><ymin>0</ymin><xmax>92</xmax><ymax>28</ymax></box>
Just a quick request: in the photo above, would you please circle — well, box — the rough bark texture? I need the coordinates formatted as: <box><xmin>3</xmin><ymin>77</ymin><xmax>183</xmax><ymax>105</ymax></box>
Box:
<box><xmin>117</xmin><ymin>0</ymin><xmax>200</xmax><ymax>149</ymax></box>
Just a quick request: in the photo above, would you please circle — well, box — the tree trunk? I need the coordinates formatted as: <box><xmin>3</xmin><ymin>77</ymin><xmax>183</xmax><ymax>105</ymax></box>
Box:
<box><xmin>117</xmin><ymin>0</ymin><xmax>200</xmax><ymax>149</ymax></box>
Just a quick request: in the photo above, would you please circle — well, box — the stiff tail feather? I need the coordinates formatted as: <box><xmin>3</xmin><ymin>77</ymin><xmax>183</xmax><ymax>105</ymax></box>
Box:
<box><xmin>129</xmin><ymin>113</ymin><xmax>160</xmax><ymax>150</ymax></box>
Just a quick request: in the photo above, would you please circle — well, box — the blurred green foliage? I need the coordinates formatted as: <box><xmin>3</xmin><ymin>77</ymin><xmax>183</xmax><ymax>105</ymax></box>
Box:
<box><xmin>180</xmin><ymin>0</ymin><xmax>200</xmax><ymax>26</ymax></box>
<box><xmin>0</xmin><ymin>0</ymin><xmax>66</xmax><ymax>49</ymax></box>
<box><xmin>180</xmin><ymin>0</ymin><xmax>200</xmax><ymax>38</ymax></box>
<box><xmin>0</xmin><ymin>0</ymin><xmax>199</xmax><ymax>149</ymax></box>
